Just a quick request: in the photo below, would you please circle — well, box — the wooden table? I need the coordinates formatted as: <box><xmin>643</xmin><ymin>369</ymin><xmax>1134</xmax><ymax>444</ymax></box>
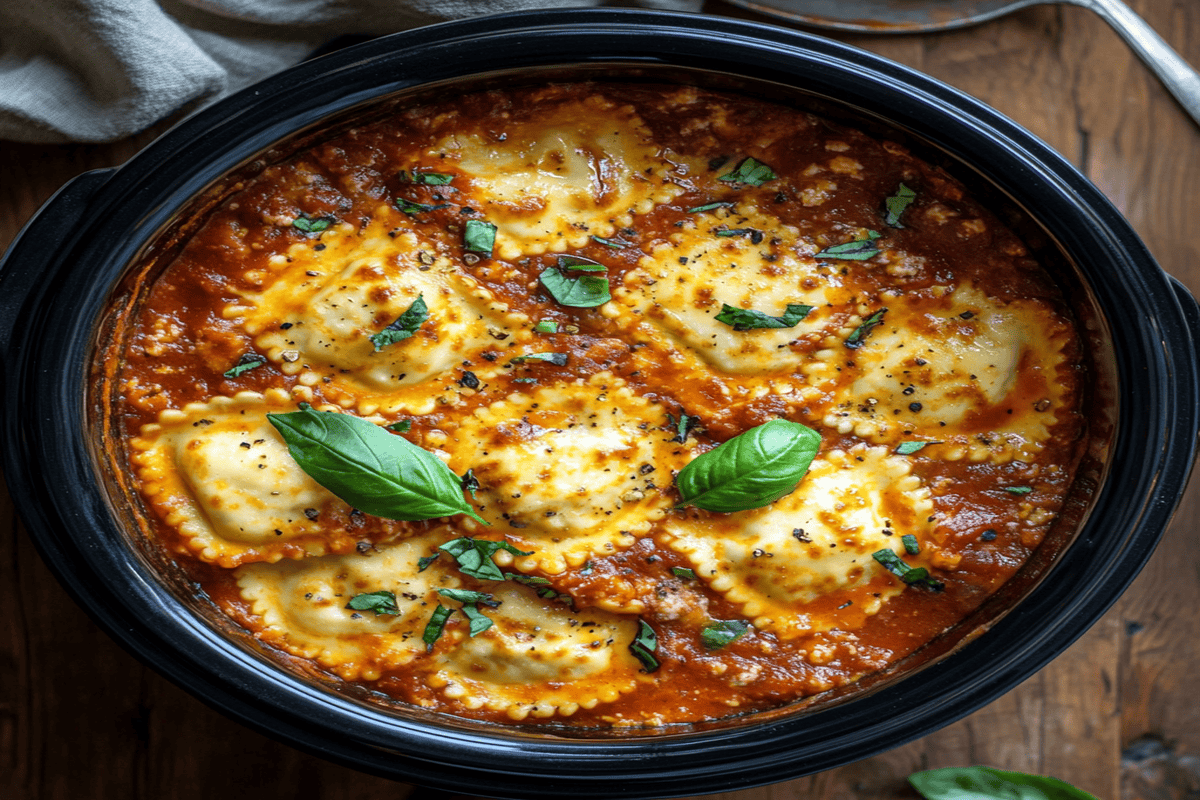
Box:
<box><xmin>2</xmin><ymin>3</ymin><xmax>1197</xmax><ymax>798</ymax></box>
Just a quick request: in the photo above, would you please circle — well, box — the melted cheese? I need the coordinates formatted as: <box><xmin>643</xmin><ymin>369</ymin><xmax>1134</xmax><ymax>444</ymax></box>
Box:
<box><xmin>424</xmin><ymin>582</ymin><xmax>643</xmax><ymax>720</ymax></box>
<box><xmin>660</xmin><ymin>445</ymin><xmax>934</xmax><ymax>639</ymax></box>
<box><xmin>236</xmin><ymin>533</ymin><xmax>464</xmax><ymax>680</ymax></box>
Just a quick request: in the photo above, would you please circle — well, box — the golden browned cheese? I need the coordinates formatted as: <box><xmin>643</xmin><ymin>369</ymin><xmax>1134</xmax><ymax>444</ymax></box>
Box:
<box><xmin>106</xmin><ymin>83</ymin><xmax>1088</xmax><ymax>727</ymax></box>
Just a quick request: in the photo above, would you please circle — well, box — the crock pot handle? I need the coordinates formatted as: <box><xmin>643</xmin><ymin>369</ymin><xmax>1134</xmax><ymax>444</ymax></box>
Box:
<box><xmin>0</xmin><ymin>168</ymin><xmax>116</xmax><ymax>361</ymax></box>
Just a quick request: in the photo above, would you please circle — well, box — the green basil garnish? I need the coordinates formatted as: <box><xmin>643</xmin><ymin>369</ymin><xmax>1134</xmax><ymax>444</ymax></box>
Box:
<box><xmin>671</xmin><ymin>567</ymin><xmax>697</xmax><ymax>580</ymax></box>
<box><xmin>701</xmin><ymin>619</ymin><xmax>751</xmax><ymax>650</ymax></box>
<box><xmin>714</xmin><ymin>227</ymin><xmax>764</xmax><ymax>244</ymax></box>
<box><xmin>511</xmin><ymin>352</ymin><xmax>568</xmax><ymax>366</ymax></box>
<box><xmin>292</xmin><ymin>215</ymin><xmax>332</xmax><ymax>233</ymax></box>
<box><xmin>346</xmin><ymin>590</ymin><xmax>399</xmax><ymax>616</ymax></box>
<box><xmin>223</xmin><ymin>353</ymin><xmax>266</xmax><ymax>378</ymax></box>
<box><xmin>630</xmin><ymin>619</ymin><xmax>660</xmax><ymax>672</ymax></box>
<box><xmin>902</xmin><ymin>534</ymin><xmax>920</xmax><ymax>555</ymax></box>
<box><xmin>895</xmin><ymin>440</ymin><xmax>938</xmax><ymax>455</ymax></box>
<box><xmin>1004</xmin><ymin>486</ymin><xmax>1034</xmax><ymax>495</ymax></box>
<box><xmin>872</xmin><ymin>549</ymin><xmax>943</xmax><ymax>591</ymax></box>
<box><xmin>675</xmin><ymin>419</ymin><xmax>821</xmax><ymax>513</ymax></box>
<box><xmin>422</xmin><ymin>604</ymin><xmax>454</xmax><ymax>650</ymax></box>
<box><xmin>438</xmin><ymin>537</ymin><xmax>533</xmax><ymax>581</ymax></box>
<box><xmin>687</xmin><ymin>201</ymin><xmax>736</xmax><ymax>213</ymax></box>
<box><xmin>266</xmin><ymin>404</ymin><xmax>486</xmax><ymax>524</ymax></box>
<box><xmin>714</xmin><ymin>302</ymin><xmax>812</xmax><ymax>331</ymax></box>
<box><xmin>591</xmin><ymin>235</ymin><xmax>626</xmax><ymax>248</ymax></box>
<box><xmin>399</xmin><ymin>170</ymin><xmax>454</xmax><ymax>186</ymax></box>
<box><xmin>369</xmin><ymin>294</ymin><xmax>428</xmax><ymax>351</ymax></box>
<box><xmin>534</xmin><ymin>320</ymin><xmax>558</xmax><ymax>333</ymax></box>
<box><xmin>539</xmin><ymin>259</ymin><xmax>611</xmax><ymax>308</ymax></box>
<box><xmin>461</xmin><ymin>468</ymin><xmax>480</xmax><ymax>499</ymax></box>
<box><xmin>464</xmin><ymin>219</ymin><xmax>496</xmax><ymax>255</ymax></box>
<box><xmin>417</xmin><ymin>553</ymin><xmax>439</xmax><ymax>571</ymax></box>
<box><xmin>909</xmin><ymin>766</ymin><xmax>1099</xmax><ymax>800</ymax></box>
<box><xmin>395</xmin><ymin>198</ymin><xmax>449</xmax><ymax>216</ymax></box>
<box><xmin>815</xmin><ymin>230</ymin><xmax>882</xmax><ymax>260</ymax></box>
<box><xmin>719</xmin><ymin>157</ymin><xmax>777</xmax><ymax>187</ymax></box>
<box><xmin>665</xmin><ymin>412</ymin><xmax>699</xmax><ymax>444</ymax></box>
<box><xmin>885</xmin><ymin>183</ymin><xmax>916</xmax><ymax>227</ymax></box>
<box><xmin>845</xmin><ymin>308</ymin><xmax>887</xmax><ymax>349</ymax></box>
<box><xmin>433</xmin><ymin>589</ymin><xmax>502</xmax><ymax>637</ymax></box>
<box><xmin>387</xmin><ymin>419</ymin><xmax>412</xmax><ymax>433</ymax></box>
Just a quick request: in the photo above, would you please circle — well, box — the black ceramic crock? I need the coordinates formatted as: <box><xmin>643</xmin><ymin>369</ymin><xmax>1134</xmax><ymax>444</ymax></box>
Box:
<box><xmin>1</xmin><ymin>10</ymin><xmax>1197</xmax><ymax>799</ymax></box>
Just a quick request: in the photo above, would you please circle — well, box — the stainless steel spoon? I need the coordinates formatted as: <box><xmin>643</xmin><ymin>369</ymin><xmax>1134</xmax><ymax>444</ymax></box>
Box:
<box><xmin>723</xmin><ymin>0</ymin><xmax>1200</xmax><ymax>127</ymax></box>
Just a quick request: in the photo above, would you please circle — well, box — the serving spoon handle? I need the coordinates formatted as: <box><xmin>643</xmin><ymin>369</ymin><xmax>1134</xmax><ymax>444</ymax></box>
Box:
<box><xmin>1065</xmin><ymin>0</ymin><xmax>1200</xmax><ymax>127</ymax></box>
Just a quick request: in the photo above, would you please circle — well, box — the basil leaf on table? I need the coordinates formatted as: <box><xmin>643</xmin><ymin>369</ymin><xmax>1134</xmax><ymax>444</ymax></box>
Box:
<box><xmin>675</xmin><ymin>419</ymin><xmax>821</xmax><ymax>513</ymax></box>
<box><xmin>715</xmin><ymin>302</ymin><xmax>813</xmax><ymax>331</ymax></box>
<box><xmin>909</xmin><ymin>766</ymin><xmax>1099</xmax><ymax>800</ymax></box>
<box><xmin>267</xmin><ymin>404</ymin><xmax>486</xmax><ymax>524</ymax></box>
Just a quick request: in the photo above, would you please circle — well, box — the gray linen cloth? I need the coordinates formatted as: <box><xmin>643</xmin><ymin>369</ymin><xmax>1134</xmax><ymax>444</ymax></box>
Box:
<box><xmin>0</xmin><ymin>0</ymin><xmax>701</xmax><ymax>143</ymax></box>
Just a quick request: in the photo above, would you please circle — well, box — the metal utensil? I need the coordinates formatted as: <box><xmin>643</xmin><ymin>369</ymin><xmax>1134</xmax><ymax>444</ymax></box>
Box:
<box><xmin>723</xmin><ymin>0</ymin><xmax>1200</xmax><ymax>127</ymax></box>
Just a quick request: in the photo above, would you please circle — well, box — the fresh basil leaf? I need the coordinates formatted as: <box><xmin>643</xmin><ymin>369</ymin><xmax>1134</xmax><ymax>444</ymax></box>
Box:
<box><xmin>399</xmin><ymin>170</ymin><xmax>454</xmax><ymax>186</ymax></box>
<box><xmin>461</xmin><ymin>468</ymin><xmax>480</xmax><ymax>499</ymax></box>
<box><xmin>687</xmin><ymin>201</ymin><xmax>736</xmax><ymax>213</ymax></box>
<box><xmin>715</xmin><ymin>227</ymin><xmax>765</xmax><ymax>245</ymax></box>
<box><xmin>417</xmin><ymin>552</ymin><xmax>439</xmax><ymax>571</ymax></box>
<box><xmin>539</xmin><ymin>266</ymin><xmax>611</xmax><ymax>308</ymax></box>
<box><xmin>675</xmin><ymin>419</ymin><xmax>821</xmax><ymax>513</ymax></box>
<box><xmin>671</xmin><ymin>567</ymin><xmax>696</xmax><ymax>580</ymax></box>
<box><xmin>816</xmin><ymin>230</ymin><xmax>882</xmax><ymax>260</ymax></box>
<box><xmin>701</xmin><ymin>619</ymin><xmax>751</xmax><ymax>650</ymax></box>
<box><xmin>395</xmin><ymin>198</ymin><xmax>450</xmax><ymax>215</ymax></box>
<box><xmin>557</xmin><ymin>255</ymin><xmax>605</xmax><ymax>271</ymax></box>
<box><xmin>591</xmin><ymin>235</ymin><xmax>626</xmax><ymax>248</ymax></box>
<box><xmin>459</xmin><ymin>603</ymin><xmax>494</xmax><ymax>637</ymax></box>
<box><xmin>895</xmin><ymin>440</ymin><xmax>938</xmax><ymax>455</ymax></box>
<box><xmin>534</xmin><ymin>320</ymin><xmax>558</xmax><ymax>333</ymax></box>
<box><xmin>346</xmin><ymin>590</ymin><xmax>399</xmax><ymax>616</ymax></box>
<box><xmin>909</xmin><ymin>766</ymin><xmax>1099</xmax><ymax>800</ymax></box>
<box><xmin>387</xmin><ymin>419</ymin><xmax>412</xmax><ymax>433</ymax></box>
<box><xmin>439</xmin><ymin>537</ymin><xmax>533</xmax><ymax>581</ymax></box>
<box><xmin>369</xmin><ymin>294</ymin><xmax>428</xmax><ymax>351</ymax></box>
<box><xmin>223</xmin><ymin>353</ymin><xmax>266</xmax><ymax>378</ymax></box>
<box><xmin>511</xmin><ymin>352</ymin><xmax>568</xmax><ymax>366</ymax></box>
<box><xmin>267</xmin><ymin>404</ymin><xmax>485</xmax><ymax>524</ymax></box>
<box><xmin>1004</xmin><ymin>486</ymin><xmax>1034</xmax><ymax>495</ymax></box>
<box><xmin>292</xmin><ymin>215</ymin><xmax>332</xmax><ymax>233</ymax></box>
<box><xmin>715</xmin><ymin>302</ymin><xmax>812</xmax><ymax>331</ymax></box>
<box><xmin>509</xmin><ymin>574</ymin><xmax>552</xmax><ymax>586</ymax></box>
<box><xmin>885</xmin><ymin>183</ymin><xmax>917</xmax><ymax>227</ymax></box>
<box><xmin>464</xmin><ymin>219</ymin><xmax>496</xmax><ymax>255</ymax></box>
<box><xmin>665</xmin><ymin>412</ymin><xmax>699</xmax><ymax>444</ymax></box>
<box><xmin>719</xmin><ymin>157</ymin><xmax>777</xmax><ymax>186</ymax></box>
<box><xmin>630</xmin><ymin>618</ymin><xmax>660</xmax><ymax>672</ymax></box>
<box><xmin>423</xmin><ymin>604</ymin><xmax>453</xmax><ymax>651</ymax></box>
<box><xmin>902</xmin><ymin>534</ymin><xmax>920</xmax><ymax>555</ymax></box>
<box><xmin>872</xmin><ymin>549</ymin><xmax>943</xmax><ymax>591</ymax></box>
<box><xmin>845</xmin><ymin>308</ymin><xmax>888</xmax><ymax>349</ymax></box>
<box><xmin>437</xmin><ymin>587</ymin><xmax>500</xmax><ymax>607</ymax></box>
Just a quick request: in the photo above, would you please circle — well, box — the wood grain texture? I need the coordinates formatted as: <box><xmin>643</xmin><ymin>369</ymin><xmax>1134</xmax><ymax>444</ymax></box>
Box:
<box><xmin>2</xmin><ymin>2</ymin><xmax>1198</xmax><ymax>798</ymax></box>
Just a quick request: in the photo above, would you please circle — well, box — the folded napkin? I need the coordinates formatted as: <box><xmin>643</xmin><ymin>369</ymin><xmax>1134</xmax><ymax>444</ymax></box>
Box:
<box><xmin>0</xmin><ymin>0</ymin><xmax>701</xmax><ymax>144</ymax></box>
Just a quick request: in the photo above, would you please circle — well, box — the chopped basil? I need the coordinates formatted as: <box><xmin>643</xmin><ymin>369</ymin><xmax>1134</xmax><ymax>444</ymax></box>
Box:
<box><xmin>399</xmin><ymin>170</ymin><xmax>454</xmax><ymax>186</ymax></box>
<box><xmin>715</xmin><ymin>302</ymin><xmax>812</xmax><ymax>331</ymax></box>
<box><xmin>395</xmin><ymin>198</ymin><xmax>450</xmax><ymax>215</ymax></box>
<box><xmin>534</xmin><ymin>320</ymin><xmax>558</xmax><ymax>334</ymax></box>
<box><xmin>422</xmin><ymin>604</ymin><xmax>454</xmax><ymax>650</ymax></box>
<box><xmin>701</xmin><ymin>619</ymin><xmax>751</xmax><ymax>649</ymax></box>
<box><xmin>895</xmin><ymin>440</ymin><xmax>938</xmax><ymax>455</ymax></box>
<box><xmin>671</xmin><ymin>567</ymin><xmax>696</xmax><ymax>580</ymax></box>
<box><xmin>459</xmin><ymin>604</ymin><xmax>494</xmax><ymax>636</ymax></box>
<box><xmin>511</xmin><ymin>352</ymin><xmax>568</xmax><ymax>366</ymax></box>
<box><xmin>902</xmin><ymin>534</ymin><xmax>920</xmax><ymax>555</ymax></box>
<box><xmin>345</xmin><ymin>590</ymin><xmax>399</xmax><ymax>616</ymax></box>
<box><xmin>815</xmin><ymin>230</ymin><xmax>882</xmax><ymax>260</ymax></box>
<box><xmin>715</xmin><ymin>227</ymin><xmax>764</xmax><ymax>244</ymax></box>
<box><xmin>416</xmin><ymin>552</ymin><xmax>439</xmax><ymax>571</ymax></box>
<box><xmin>292</xmin><ymin>215</ymin><xmax>332</xmax><ymax>233</ymax></box>
<box><xmin>539</xmin><ymin>256</ymin><xmax>611</xmax><ymax>308</ymax></box>
<box><xmin>386</xmin><ymin>419</ymin><xmax>412</xmax><ymax>433</ymax></box>
<box><xmin>1004</xmin><ymin>486</ymin><xmax>1034</xmax><ymax>495</ymax></box>
<box><xmin>591</xmin><ymin>235</ymin><xmax>625</xmax><ymax>248</ymax></box>
<box><xmin>630</xmin><ymin>618</ymin><xmax>660</xmax><ymax>672</ymax></box>
<box><xmin>687</xmin><ymin>201</ymin><xmax>736</xmax><ymax>213</ymax></box>
<box><xmin>909</xmin><ymin>766</ymin><xmax>1100</xmax><ymax>800</ymax></box>
<box><xmin>665</xmin><ymin>412</ymin><xmax>700</xmax><ymax>444</ymax></box>
<box><xmin>436</xmin><ymin>587</ymin><xmax>501</xmax><ymax>607</ymax></box>
<box><xmin>267</xmin><ymin>404</ymin><xmax>485</xmax><ymax>523</ymax></box>
<box><xmin>872</xmin><ymin>549</ymin><xmax>943</xmax><ymax>591</ymax></box>
<box><xmin>719</xmin><ymin>157</ymin><xmax>777</xmax><ymax>187</ymax></box>
<box><xmin>463</xmin><ymin>219</ymin><xmax>496</xmax><ymax>255</ymax></box>
<box><xmin>885</xmin><ymin>183</ymin><xmax>917</xmax><ymax>227</ymax></box>
<box><xmin>223</xmin><ymin>353</ymin><xmax>266</xmax><ymax>378</ymax></box>
<box><xmin>845</xmin><ymin>308</ymin><xmax>887</xmax><ymax>349</ymax></box>
<box><xmin>461</xmin><ymin>468</ymin><xmax>480</xmax><ymax>499</ymax></box>
<box><xmin>675</xmin><ymin>419</ymin><xmax>821</xmax><ymax>513</ymax></box>
<box><xmin>509</xmin><ymin>574</ymin><xmax>552</xmax><ymax>587</ymax></box>
<box><xmin>369</xmin><ymin>294</ymin><xmax>428</xmax><ymax>351</ymax></box>
<box><xmin>438</xmin><ymin>537</ymin><xmax>533</xmax><ymax>581</ymax></box>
